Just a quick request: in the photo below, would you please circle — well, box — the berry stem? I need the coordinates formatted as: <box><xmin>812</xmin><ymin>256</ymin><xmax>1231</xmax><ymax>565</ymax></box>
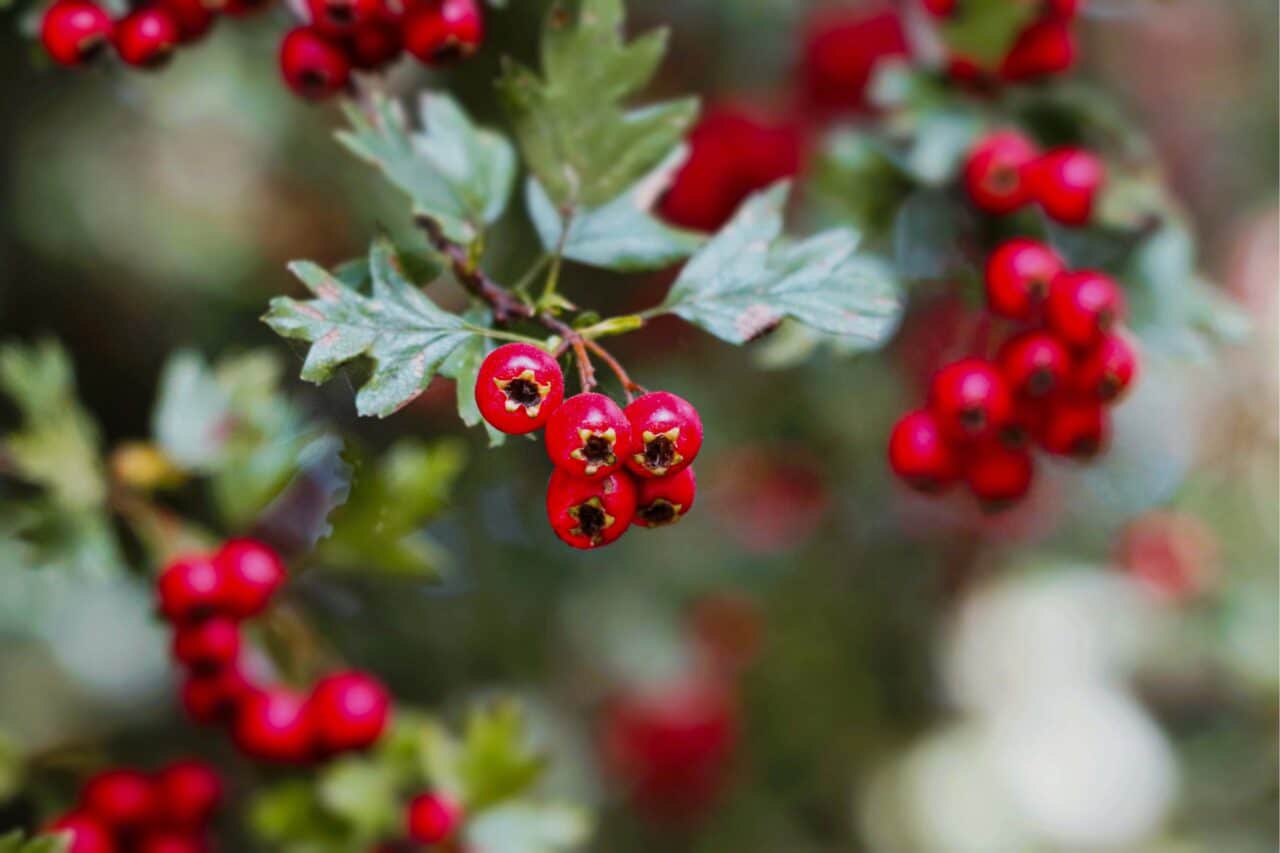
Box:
<box><xmin>582</xmin><ymin>338</ymin><xmax>645</xmax><ymax>400</ymax></box>
<box><xmin>416</xmin><ymin>214</ymin><xmax>534</xmax><ymax>324</ymax></box>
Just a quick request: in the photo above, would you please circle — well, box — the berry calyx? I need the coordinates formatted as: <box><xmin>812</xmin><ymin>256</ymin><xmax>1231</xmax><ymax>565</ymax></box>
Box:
<box><xmin>965</xmin><ymin>442</ymin><xmax>1034</xmax><ymax>507</ymax></box>
<box><xmin>999</xmin><ymin>17</ymin><xmax>1075</xmax><ymax>81</ymax></box>
<box><xmin>156</xmin><ymin>556</ymin><xmax>226</xmax><ymax>624</ymax></box>
<box><xmin>402</xmin><ymin>0</ymin><xmax>483</xmax><ymax>66</ymax></box>
<box><xmin>154</xmin><ymin>760</ymin><xmax>222</xmax><ymax>829</ymax></box>
<box><xmin>40</xmin><ymin>1</ymin><xmax>113</xmax><ymax>66</ymax></box>
<box><xmin>279</xmin><ymin>27</ymin><xmax>350</xmax><ymax>100</ymax></box>
<box><xmin>634</xmin><ymin>467</ymin><xmax>697</xmax><ymax>528</ymax></box>
<box><xmin>47</xmin><ymin>813</ymin><xmax>116</xmax><ymax>853</ymax></box>
<box><xmin>545</xmin><ymin>393</ymin><xmax>632</xmax><ymax>479</ymax></box>
<box><xmin>215</xmin><ymin>538</ymin><xmax>286</xmax><ymax>619</ymax></box>
<box><xmin>1072</xmin><ymin>330</ymin><xmax>1139</xmax><ymax>402</ymax></box>
<box><xmin>474</xmin><ymin>342</ymin><xmax>565</xmax><ymax>435</ymax></box>
<box><xmin>308</xmin><ymin>670</ymin><xmax>391</xmax><ymax>755</ymax></box>
<box><xmin>406</xmin><ymin>792</ymin><xmax>462</xmax><ymax>844</ymax></box>
<box><xmin>1031</xmin><ymin>147</ymin><xmax>1105</xmax><ymax>226</ymax></box>
<box><xmin>113</xmin><ymin>8</ymin><xmax>180</xmax><ymax>69</ymax></box>
<box><xmin>1039</xmin><ymin>397</ymin><xmax>1107</xmax><ymax>458</ymax></box>
<box><xmin>80</xmin><ymin>769</ymin><xmax>155</xmax><ymax>830</ymax></box>
<box><xmin>963</xmin><ymin>130</ymin><xmax>1040</xmax><ymax>215</ymax></box>
<box><xmin>928</xmin><ymin>358</ymin><xmax>1013</xmax><ymax>442</ymax></box>
<box><xmin>306</xmin><ymin>0</ymin><xmax>383</xmax><ymax>33</ymax></box>
<box><xmin>888</xmin><ymin>409</ymin><xmax>962</xmax><ymax>491</ymax></box>
<box><xmin>997</xmin><ymin>331</ymin><xmax>1071</xmax><ymax>399</ymax></box>
<box><xmin>181</xmin><ymin>667</ymin><xmax>255</xmax><ymax>726</ymax></box>
<box><xmin>172</xmin><ymin>617</ymin><xmax>241</xmax><ymax>673</ymax></box>
<box><xmin>623</xmin><ymin>392</ymin><xmax>703</xmax><ymax>479</ymax></box>
<box><xmin>232</xmin><ymin>688</ymin><xmax>315</xmax><ymax>764</ymax></box>
<box><xmin>1045</xmin><ymin>270</ymin><xmax>1126</xmax><ymax>347</ymax></box>
<box><xmin>985</xmin><ymin>238</ymin><xmax>1064</xmax><ymax>320</ymax></box>
<box><xmin>546</xmin><ymin>468</ymin><xmax>637</xmax><ymax>550</ymax></box>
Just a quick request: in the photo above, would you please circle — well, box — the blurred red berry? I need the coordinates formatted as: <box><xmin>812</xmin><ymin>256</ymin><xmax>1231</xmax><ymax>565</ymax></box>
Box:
<box><xmin>406</xmin><ymin>792</ymin><xmax>462</xmax><ymax>844</ymax></box>
<box><xmin>157</xmin><ymin>555</ymin><xmax>225</xmax><ymax>624</ymax></box>
<box><xmin>40</xmin><ymin>0</ymin><xmax>113</xmax><ymax>66</ymax></box>
<box><xmin>1030</xmin><ymin>147</ymin><xmax>1105</xmax><ymax>226</ymax></box>
<box><xmin>1039</xmin><ymin>396</ymin><xmax>1107</xmax><ymax>458</ymax></box>
<box><xmin>546</xmin><ymin>393</ymin><xmax>632</xmax><ymax>480</ymax></box>
<box><xmin>346</xmin><ymin>22</ymin><xmax>402</xmax><ymax>69</ymax></box>
<box><xmin>1046</xmin><ymin>270</ymin><xmax>1126</xmax><ymax>347</ymax></box>
<box><xmin>402</xmin><ymin>0</ymin><xmax>483</xmax><ymax>65</ymax></box>
<box><xmin>215</xmin><ymin>538</ymin><xmax>286</xmax><ymax>619</ymax></box>
<box><xmin>474</xmin><ymin>342</ymin><xmax>565</xmax><ymax>435</ymax></box>
<box><xmin>233</xmin><ymin>688</ymin><xmax>315</xmax><ymax>764</ymax></box>
<box><xmin>888</xmin><ymin>409</ymin><xmax>961</xmax><ymax>491</ymax></box>
<box><xmin>1115</xmin><ymin>511</ymin><xmax>1218</xmax><ymax>602</ymax></box>
<box><xmin>181</xmin><ymin>667</ymin><xmax>255</xmax><ymax>725</ymax></box>
<box><xmin>81</xmin><ymin>769</ymin><xmax>155</xmax><ymax>830</ymax></box>
<box><xmin>172</xmin><ymin>617</ymin><xmax>241</xmax><ymax>673</ymax></box>
<box><xmin>309</xmin><ymin>670</ymin><xmax>391</xmax><ymax>755</ymax></box>
<box><xmin>922</xmin><ymin>0</ymin><xmax>957</xmax><ymax>17</ymax></box>
<box><xmin>623</xmin><ymin>391</ymin><xmax>703</xmax><ymax>479</ymax></box>
<box><xmin>1046</xmin><ymin>0</ymin><xmax>1083</xmax><ymax>17</ymax></box>
<box><xmin>985</xmin><ymin>238</ymin><xmax>1064</xmax><ymax>319</ymax></box>
<box><xmin>113</xmin><ymin>8</ymin><xmax>180</xmax><ymax>69</ymax></box>
<box><xmin>47</xmin><ymin>813</ymin><xmax>116</xmax><ymax>853</ymax></box>
<box><xmin>1072</xmin><ymin>329</ymin><xmax>1139</xmax><ymax>402</ymax></box>
<box><xmin>306</xmin><ymin>0</ymin><xmax>383</xmax><ymax>33</ymax></box>
<box><xmin>963</xmin><ymin>130</ymin><xmax>1040</xmax><ymax>215</ymax></box>
<box><xmin>799</xmin><ymin>5</ymin><xmax>909</xmax><ymax>116</ymax></box>
<box><xmin>545</xmin><ymin>468</ymin><xmax>637</xmax><ymax>550</ymax></box>
<box><xmin>155</xmin><ymin>0</ymin><xmax>214</xmax><ymax>42</ymax></box>
<box><xmin>279</xmin><ymin>27</ymin><xmax>350</xmax><ymax>99</ymax></box>
<box><xmin>135</xmin><ymin>832</ymin><xmax>207</xmax><ymax>853</ymax></box>
<box><xmin>997</xmin><ymin>331</ymin><xmax>1072</xmax><ymax>399</ymax></box>
<box><xmin>634</xmin><ymin>466</ymin><xmax>697</xmax><ymax>528</ymax></box>
<box><xmin>1000</xmin><ymin>17</ymin><xmax>1076</xmax><ymax>81</ymax></box>
<box><xmin>154</xmin><ymin>760</ymin><xmax>222</xmax><ymax>828</ymax></box>
<box><xmin>929</xmin><ymin>358</ymin><xmax>1014</xmax><ymax>442</ymax></box>
<box><xmin>965</xmin><ymin>441</ymin><xmax>1034</xmax><ymax>507</ymax></box>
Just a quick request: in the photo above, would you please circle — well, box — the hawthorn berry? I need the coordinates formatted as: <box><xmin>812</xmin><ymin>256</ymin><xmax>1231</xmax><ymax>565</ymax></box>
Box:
<box><xmin>1045</xmin><ymin>270</ymin><xmax>1126</xmax><ymax>347</ymax></box>
<box><xmin>40</xmin><ymin>1</ymin><xmax>113</xmax><ymax>66</ymax></box>
<box><xmin>346</xmin><ymin>22</ymin><xmax>402</xmax><ymax>69</ymax></box>
<box><xmin>634</xmin><ymin>467</ymin><xmax>697</xmax><ymax>528</ymax></box>
<box><xmin>155</xmin><ymin>0</ymin><xmax>214</xmax><ymax>43</ymax></box>
<box><xmin>1046</xmin><ymin>0</ymin><xmax>1082</xmax><ymax>17</ymax></box>
<box><xmin>215</xmin><ymin>538</ymin><xmax>286</xmax><ymax>618</ymax></box>
<box><xmin>113</xmin><ymin>8</ymin><xmax>181</xmax><ymax>69</ymax></box>
<box><xmin>474</xmin><ymin>342</ymin><xmax>565</xmax><ymax>435</ymax></box>
<box><xmin>308</xmin><ymin>670</ymin><xmax>390</xmax><ymax>755</ymax></box>
<box><xmin>154</xmin><ymin>760</ymin><xmax>222</xmax><ymax>828</ymax></box>
<box><xmin>623</xmin><ymin>392</ymin><xmax>703</xmax><ymax>479</ymax></box>
<box><xmin>999</xmin><ymin>17</ymin><xmax>1075</xmax><ymax>81</ymax></box>
<box><xmin>965</xmin><ymin>442</ymin><xmax>1034</xmax><ymax>507</ymax></box>
<box><xmin>135</xmin><ymin>832</ymin><xmax>206</xmax><ymax>853</ymax></box>
<box><xmin>928</xmin><ymin>358</ymin><xmax>1013</xmax><ymax>442</ymax></box>
<box><xmin>402</xmin><ymin>0</ymin><xmax>483</xmax><ymax>65</ymax></box>
<box><xmin>47</xmin><ymin>813</ymin><xmax>116</xmax><ymax>853</ymax></box>
<box><xmin>922</xmin><ymin>0</ymin><xmax>956</xmax><ymax>17</ymax></box>
<box><xmin>546</xmin><ymin>468</ymin><xmax>637</xmax><ymax>550</ymax></box>
<box><xmin>172</xmin><ymin>617</ymin><xmax>241</xmax><ymax>673</ymax></box>
<box><xmin>798</xmin><ymin>6</ymin><xmax>909</xmax><ymax>117</ymax></box>
<box><xmin>81</xmin><ymin>769</ymin><xmax>155</xmax><ymax>830</ymax></box>
<box><xmin>1031</xmin><ymin>147</ymin><xmax>1105</xmax><ymax>226</ymax></box>
<box><xmin>997</xmin><ymin>331</ymin><xmax>1071</xmax><ymax>399</ymax></box>
<box><xmin>406</xmin><ymin>792</ymin><xmax>462</xmax><ymax>844</ymax></box>
<box><xmin>887</xmin><ymin>409</ymin><xmax>961</xmax><ymax>491</ymax></box>
<box><xmin>181</xmin><ymin>667</ymin><xmax>255</xmax><ymax>725</ymax></box>
<box><xmin>306</xmin><ymin>0</ymin><xmax>384</xmax><ymax>33</ymax></box>
<box><xmin>279</xmin><ymin>27</ymin><xmax>351</xmax><ymax>100</ymax></box>
<box><xmin>222</xmin><ymin>0</ymin><xmax>270</xmax><ymax>15</ymax></box>
<box><xmin>546</xmin><ymin>393</ymin><xmax>632</xmax><ymax>479</ymax></box>
<box><xmin>1039</xmin><ymin>397</ymin><xmax>1107</xmax><ymax>458</ymax></box>
<box><xmin>157</xmin><ymin>555</ymin><xmax>225</xmax><ymax>624</ymax></box>
<box><xmin>963</xmin><ymin>130</ymin><xmax>1040</xmax><ymax>215</ymax></box>
<box><xmin>985</xmin><ymin>238</ymin><xmax>1064</xmax><ymax>319</ymax></box>
<box><xmin>232</xmin><ymin>688</ymin><xmax>315</xmax><ymax>764</ymax></box>
<box><xmin>1072</xmin><ymin>330</ymin><xmax>1139</xmax><ymax>402</ymax></box>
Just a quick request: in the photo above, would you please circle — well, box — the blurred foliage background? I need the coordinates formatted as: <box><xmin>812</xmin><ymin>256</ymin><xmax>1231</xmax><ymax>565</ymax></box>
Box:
<box><xmin>0</xmin><ymin>0</ymin><xmax>1276</xmax><ymax>849</ymax></box>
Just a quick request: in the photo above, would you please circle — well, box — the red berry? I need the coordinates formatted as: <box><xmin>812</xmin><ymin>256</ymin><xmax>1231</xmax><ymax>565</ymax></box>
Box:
<box><xmin>1072</xmin><ymin>330</ymin><xmax>1139</xmax><ymax>402</ymax></box>
<box><xmin>997</xmin><ymin>331</ymin><xmax>1071</xmax><ymax>399</ymax></box>
<box><xmin>799</xmin><ymin>7</ymin><xmax>909</xmax><ymax>117</ymax></box>
<box><xmin>232</xmin><ymin>688</ymin><xmax>315</xmax><ymax>764</ymax></box>
<box><xmin>999</xmin><ymin>17</ymin><xmax>1076</xmax><ymax>81</ymax></box>
<box><xmin>135</xmin><ymin>832</ymin><xmax>207</xmax><ymax>853</ymax></box>
<box><xmin>634</xmin><ymin>467</ymin><xmax>697</xmax><ymax>528</ymax></box>
<box><xmin>622</xmin><ymin>392</ymin><xmax>703</xmax><ymax>479</ymax></box>
<box><xmin>545</xmin><ymin>393</ymin><xmax>632</xmax><ymax>479</ymax></box>
<box><xmin>306</xmin><ymin>0</ymin><xmax>384</xmax><ymax>33</ymax></box>
<box><xmin>1003</xmin><ymin>396</ymin><xmax>1051</xmax><ymax>448</ymax></box>
<box><xmin>346</xmin><ymin>22</ymin><xmax>402</xmax><ymax>69</ymax></box>
<box><xmin>546</xmin><ymin>469</ymin><xmax>637</xmax><ymax>550</ymax></box>
<box><xmin>40</xmin><ymin>1</ymin><xmax>113</xmax><ymax>66</ymax></box>
<box><xmin>154</xmin><ymin>760</ymin><xmax>222</xmax><ymax>828</ymax></box>
<box><xmin>215</xmin><ymin>538</ymin><xmax>286</xmax><ymax>619</ymax></box>
<box><xmin>172</xmin><ymin>617</ymin><xmax>241</xmax><ymax>673</ymax></box>
<box><xmin>965</xmin><ymin>442</ymin><xmax>1034</xmax><ymax>507</ymax></box>
<box><xmin>279</xmin><ymin>27</ymin><xmax>350</xmax><ymax>100</ymax></box>
<box><xmin>406</xmin><ymin>792</ymin><xmax>462</xmax><ymax>844</ymax></box>
<box><xmin>47</xmin><ymin>813</ymin><xmax>117</xmax><ymax>853</ymax></box>
<box><xmin>1039</xmin><ymin>397</ymin><xmax>1107</xmax><ymax>458</ymax></box>
<box><xmin>963</xmin><ymin>130</ymin><xmax>1040</xmax><ymax>215</ymax></box>
<box><xmin>155</xmin><ymin>0</ymin><xmax>214</xmax><ymax>42</ymax></box>
<box><xmin>887</xmin><ymin>409</ymin><xmax>961</xmax><ymax>491</ymax></box>
<box><xmin>402</xmin><ymin>0</ymin><xmax>483</xmax><ymax>66</ymax></box>
<box><xmin>157</xmin><ymin>555</ymin><xmax>225</xmax><ymax>625</ymax></box>
<box><xmin>1045</xmin><ymin>270</ymin><xmax>1126</xmax><ymax>347</ymax></box>
<box><xmin>309</xmin><ymin>671</ymin><xmax>390</xmax><ymax>755</ymax></box>
<box><xmin>985</xmin><ymin>238</ymin><xmax>1064</xmax><ymax>319</ymax></box>
<box><xmin>181</xmin><ymin>667</ymin><xmax>255</xmax><ymax>725</ymax></box>
<box><xmin>81</xmin><ymin>769</ymin><xmax>155</xmax><ymax>830</ymax></box>
<box><xmin>474</xmin><ymin>342</ymin><xmax>565</xmax><ymax>435</ymax></box>
<box><xmin>928</xmin><ymin>358</ymin><xmax>1013</xmax><ymax>442</ymax></box>
<box><xmin>922</xmin><ymin>0</ymin><xmax>956</xmax><ymax>17</ymax></box>
<box><xmin>1030</xmin><ymin>147</ymin><xmax>1105</xmax><ymax>226</ymax></box>
<box><xmin>1046</xmin><ymin>0</ymin><xmax>1082</xmax><ymax>17</ymax></box>
<box><xmin>113</xmin><ymin>8</ymin><xmax>180</xmax><ymax>69</ymax></box>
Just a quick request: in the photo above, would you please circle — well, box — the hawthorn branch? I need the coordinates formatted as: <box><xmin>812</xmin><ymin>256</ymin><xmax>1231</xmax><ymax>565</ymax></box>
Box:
<box><xmin>416</xmin><ymin>214</ymin><xmax>534</xmax><ymax>324</ymax></box>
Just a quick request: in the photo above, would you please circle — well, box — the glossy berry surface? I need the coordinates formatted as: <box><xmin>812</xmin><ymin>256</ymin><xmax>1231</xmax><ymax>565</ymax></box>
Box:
<box><xmin>474</xmin><ymin>342</ymin><xmax>564</xmax><ymax>435</ymax></box>
<box><xmin>963</xmin><ymin>130</ymin><xmax>1040</xmax><ymax>215</ymax></box>
<box><xmin>887</xmin><ymin>409</ymin><xmax>960</xmax><ymax>491</ymax></box>
<box><xmin>999</xmin><ymin>17</ymin><xmax>1075</xmax><ymax>81</ymax></box>
<box><xmin>113</xmin><ymin>8</ymin><xmax>180</xmax><ymax>69</ymax></box>
<box><xmin>156</xmin><ymin>0</ymin><xmax>214</xmax><ymax>43</ymax></box>
<box><xmin>928</xmin><ymin>359</ymin><xmax>1013</xmax><ymax>443</ymax></box>
<box><xmin>1031</xmin><ymin>147</ymin><xmax>1105</xmax><ymax>225</ymax></box>
<box><xmin>47</xmin><ymin>813</ymin><xmax>117</xmax><ymax>853</ymax></box>
<box><xmin>41</xmin><ymin>1</ymin><xmax>113</xmax><ymax>66</ymax></box>
<box><xmin>402</xmin><ymin>0</ymin><xmax>483</xmax><ymax>65</ymax></box>
<box><xmin>634</xmin><ymin>467</ymin><xmax>697</xmax><ymax>528</ymax></box>
<box><xmin>181</xmin><ymin>667</ymin><xmax>255</xmax><ymax>725</ymax></box>
<box><xmin>215</xmin><ymin>538</ymin><xmax>286</xmax><ymax>618</ymax></box>
<box><xmin>985</xmin><ymin>238</ymin><xmax>1064</xmax><ymax>319</ymax></box>
<box><xmin>546</xmin><ymin>468</ymin><xmax>637</xmax><ymax>550</ymax></box>
<box><xmin>308</xmin><ymin>670</ymin><xmax>390</xmax><ymax>755</ymax></box>
<box><xmin>81</xmin><ymin>769</ymin><xmax>155</xmax><ymax>829</ymax></box>
<box><xmin>965</xmin><ymin>442</ymin><xmax>1034</xmax><ymax>506</ymax></box>
<box><xmin>1072</xmin><ymin>330</ymin><xmax>1139</xmax><ymax>402</ymax></box>
<box><xmin>172</xmin><ymin>617</ymin><xmax>241</xmax><ymax>673</ymax></box>
<box><xmin>997</xmin><ymin>331</ymin><xmax>1071</xmax><ymax>399</ymax></box>
<box><xmin>157</xmin><ymin>556</ymin><xmax>226</xmax><ymax>624</ymax></box>
<box><xmin>233</xmin><ymin>689</ymin><xmax>315</xmax><ymax>764</ymax></box>
<box><xmin>1040</xmin><ymin>397</ymin><xmax>1107</xmax><ymax>458</ymax></box>
<box><xmin>279</xmin><ymin>27</ymin><xmax>350</xmax><ymax>100</ymax></box>
<box><xmin>623</xmin><ymin>392</ymin><xmax>703</xmax><ymax>479</ymax></box>
<box><xmin>546</xmin><ymin>393</ymin><xmax>632</xmax><ymax>479</ymax></box>
<box><xmin>154</xmin><ymin>760</ymin><xmax>222</xmax><ymax>828</ymax></box>
<box><xmin>346</xmin><ymin>22</ymin><xmax>402</xmax><ymax>69</ymax></box>
<box><xmin>1046</xmin><ymin>270</ymin><xmax>1126</xmax><ymax>347</ymax></box>
<box><xmin>406</xmin><ymin>792</ymin><xmax>462</xmax><ymax>844</ymax></box>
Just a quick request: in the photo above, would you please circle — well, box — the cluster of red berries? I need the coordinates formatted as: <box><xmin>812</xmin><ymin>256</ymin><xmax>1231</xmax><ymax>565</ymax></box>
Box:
<box><xmin>963</xmin><ymin>129</ymin><xmax>1105</xmax><ymax>226</ymax></box>
<box><xmin>156</xmin><ymin>540</ymin><xmax>392</xmax><ymax>764</ymax></box>
<box><xmin>44</xmin><ymin>760</ymin><xmax>222</xmax><ymax>853</ymax></box>
<box><xmin>925</xmin><ymin>0</ymin><xmax>1083</xmax><ymax>83</ymax></box>
<box><xmin>474</xmin><ymin>343</ymin><xmax>703</xmax><ymax>550</ymax></box>
<box><xmin>889</xmin><ymin>238</ymin><xmax>1138</xmax><ymax>507</ymax></box>
<box><xmin>280</xmin><ymin>0</ymin><xmax>483</xmax><ymax>100</ymax></box>
<box><xmin>40</xmin><ymin>0</ymin><xmax>267</xmax><ymax>72</ymax></box>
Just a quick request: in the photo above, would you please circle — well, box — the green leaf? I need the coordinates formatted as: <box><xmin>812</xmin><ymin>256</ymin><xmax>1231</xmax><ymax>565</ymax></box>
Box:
<box><xmin>467</xmin><ymin>802</ymin><xmax>593</xmax><ymax>853</ymax></box>
<box><xmin>337</xmin><ymin>93</ymin><xmax>516</xmax><ymax>246</ymax></box>
<box><xmin>941</xmin><ymin>0</ymin><xmax>1039</xmax><ymax>68</ymax></box>
<box><xmin>317</xmin><ymin>758</ymin><xmax>399</xmax><ymax>840</ymax></box>
<box><xmin>0</xmin><ymin>731</ymin><xmax>21</xmax><ymax>801</ymax></box>
<box><xmin>806</xmin><ymin>129</ymin><xmax>911</xmax><ymax>238</ymax></box>
<box><xmin>496</xmin><ymin>0</ymin><xmax>698</xmax><ymax>210</ymax></box>
<box><xmin>456</xmin><ymin>701</ymin><xmax>548</xmax><ymax>811</ymax></box>
<box><xmin>0</xmin><ymin>830</ymin><xmax>70</xmax><ymax>853</ymax></box>
<box><xmin>264</xmin><ymin>237</ymin><xmax>478</xmax><ymax>418</ymax></box>
<box><xmin>662</xmin><ymin>183</ymin><xmax>903</xmax><ymax>346</ymax></box>
<box><xmin>525</xmin><ymin>146</ymin><xmax>704</xmax><ymax>271</ymax></box>
<box><xmin>892</xmin><ymin>189</ymin><xmax>974</xmax><ymax>283</ymax></box>
<box><xmin>251</xmin><ymin>781</ymin><xmax>348</xmax><ymax>846</ymax></box>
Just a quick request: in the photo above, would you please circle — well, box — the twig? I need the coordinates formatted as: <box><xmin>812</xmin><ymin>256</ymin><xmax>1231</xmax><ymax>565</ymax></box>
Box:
<box><xmin>416</xmin><ymin>215</ymin><xmax>534</xmax><ymax>324</ymax></box>
<box><xmin>583</xmin><ymin>338</ymin><xmax>645</xmax><ymax>401</ymax></box>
